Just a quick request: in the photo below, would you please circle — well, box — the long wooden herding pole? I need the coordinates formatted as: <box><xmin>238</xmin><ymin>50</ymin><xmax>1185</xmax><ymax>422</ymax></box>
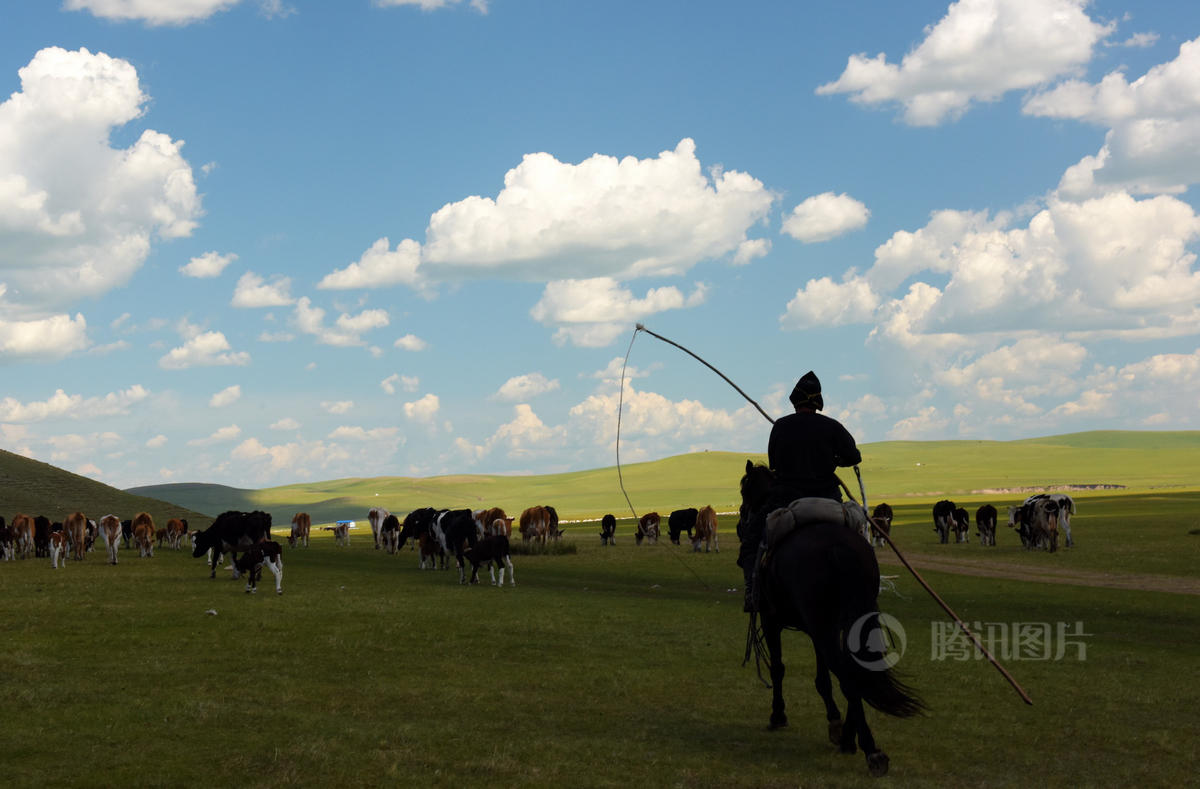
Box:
<box><xmin>633</xmin><ymin>322</ymin><xmax>1033</xmax><ymax>706</ymax></box>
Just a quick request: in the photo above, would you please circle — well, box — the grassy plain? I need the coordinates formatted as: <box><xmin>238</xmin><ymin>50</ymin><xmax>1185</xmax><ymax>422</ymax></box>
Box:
<box><xmin>2</xmin><ymin>504</ymin><xmax>1199</xmax><ymax>787</ymax></box>
<box><xmin>3</xmin><ymin>432</ymin><xmax>1200</xmax><ymax>786</ymax></box>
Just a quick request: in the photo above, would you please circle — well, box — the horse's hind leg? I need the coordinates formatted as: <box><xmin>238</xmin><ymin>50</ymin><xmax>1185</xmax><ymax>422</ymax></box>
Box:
<box><xmin>763</xmin><ymin>622</ymin><xmax>788</xmax><ymax>730</ymax></box>
<box><xmin>835</xmin><ymin>674</ymin><xmax>891</xmax><ymax>776</ymax></box>
<box><xmin>813</xmin><ymin>652</ymin><xmax>843</xmax><ymax>746</ymax></box>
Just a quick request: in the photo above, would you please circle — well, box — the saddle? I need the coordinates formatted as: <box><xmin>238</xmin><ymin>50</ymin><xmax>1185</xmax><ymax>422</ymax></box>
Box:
<box><xmin>763</xmin><ymin>497</ymin><xmax>869</xmax><ymax>553</ymax></box>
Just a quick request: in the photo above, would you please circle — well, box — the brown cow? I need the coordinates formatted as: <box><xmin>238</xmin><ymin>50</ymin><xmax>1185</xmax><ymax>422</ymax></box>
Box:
<box><xmin>289</xmin><ymin>512</ymin><xmax>311</xmax><ymax>548</ymax></box>
<box><xmin>11</xmin><ymin>513</ymin><xmax>35</xmax><ymax>560</ymax></box>
<box><xmin>166</xmin><ymin>518</ymin><xmax>187</xmax><ymax>550</ymax></box>
<box><xmin>99</xmin><ymin>514</ymin><xmax>122</xmax><ymax>564</ymax></box>
<box><xmin>475</xmin><ymin>507</ymin><xmax>510</xmax><ymax>538</ymax></box>
<box><xmin>691</xmin><ymin>505</ymin><xmax>719</xmax><ymax>553</ymax></box>
<box><xmin>636</xmin><ymin>512</ymin><xmax>660</xmax><ymax>545</ymax></box>
<box><xmin>132</xmin><ymin>512</ymin><xmax>155</xmax><ymax>558</ymax></box>
<box><xmin>64</xmin><ymin>511</ymin><xmax>87</xmax><ymax>561</ymax></box>
<box><xmin>518</xmin><ymin>506</ymin><xmax>550</xmax><ymax>544</ymax></box>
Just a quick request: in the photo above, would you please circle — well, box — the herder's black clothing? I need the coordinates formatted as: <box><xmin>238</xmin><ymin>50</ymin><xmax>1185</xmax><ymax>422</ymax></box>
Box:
<box><xmin>767</xmin><ymin>410</ymin><xmax>862</xmax><ymax>501</ymax></box>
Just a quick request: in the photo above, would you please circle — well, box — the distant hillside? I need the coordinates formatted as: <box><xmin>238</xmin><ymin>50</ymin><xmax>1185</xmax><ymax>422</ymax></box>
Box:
<box><xmin>123</xmin><ymin>482</ymin><xmax>260</xmax><ymax>517</ymax></box>
<box><xmin>0</xmin><ymin>449</ymin><xmax>213</xmax><ymax>527</ymax></box>
<box><xmin>125</xmin><ymin>431</ymin><xmax>1200</xmax><ymax>524</ymax></box>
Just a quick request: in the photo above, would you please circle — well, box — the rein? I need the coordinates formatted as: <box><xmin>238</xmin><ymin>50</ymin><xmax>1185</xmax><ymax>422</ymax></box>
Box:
<box><xmin>623</xmin><ymin>322</ymin><xmax>1033</xmax><ymax>706</ymax></box>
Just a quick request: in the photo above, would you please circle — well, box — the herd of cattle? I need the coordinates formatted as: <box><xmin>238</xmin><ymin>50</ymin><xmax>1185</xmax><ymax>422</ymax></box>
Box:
<box><xmin>866</xmin><ymin>492</ymin><xmax>1076</xmax><ymax>552</ymax></box>
<box><xmin>610</xmin><ymin>506</ymin><xmax>721</xmax><ymax>552</ymax></box>
<box><xmin>0</xmin><ymin>490</ymin><xmax>1075</xmax><ymax>588</ymax></box>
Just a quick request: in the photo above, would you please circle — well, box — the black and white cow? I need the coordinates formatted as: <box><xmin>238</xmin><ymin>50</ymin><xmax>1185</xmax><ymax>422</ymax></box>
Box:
<box><xmin>1008</xmin><ymin>495</ymin><xmax>1060</xmax><ymax>552</ymax></box>
<box><xmin>192</xmin><ymin>510</ymin><xmax>272</xmax><ymax>579</ymax></box>
<box><xmin>975</xmin><ymin>504</ymin><xmax>998</xmax><ymax>547</ymax></box>
<box><xmin>431</xmin><ymin>509</ymin><xmax>479</xmax><ymax>584</ymax></box>
<box><xmin>599</xmin><ymin>513</ymin><xmax>617</xmax><ymax>546</ymax></box>
<box><xmin>952</xmin><ymin>507</ymin><xmax>970</xmax><ymax>543</ymax></box>
<box><xmin>233</xmin><ymin>540</ymin><xmax>283</xmax><ymax>594</ymax></box>
<box><xmin>870</xmin><ymin>502</ymin><xmax>893</xmax><ymax>548</ymax></box>
<box><xmin>464</xmin><ymin>535</ymin><xmax>515</xmax><ymax>586</ymax></box>
<box><xmin>379</xmin><ymin>513</ymin><xmax>401</xmax><ymax>554</ymax></box>
<box><xmin>667</xmin><ymin>508</ymin><xmax>698</xmax><ymax>545</ymax></box>
<box><xmin>932</xmin><ymin>500</ymin><xmax>956</xmax><ymax>545</ymax></box>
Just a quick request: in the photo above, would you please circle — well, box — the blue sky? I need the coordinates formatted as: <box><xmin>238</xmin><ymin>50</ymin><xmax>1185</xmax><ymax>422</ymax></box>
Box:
<box><xmin>3</xmin><ymin>0</ymin><xmax>1199</xmax><ymax>489</ymax></box>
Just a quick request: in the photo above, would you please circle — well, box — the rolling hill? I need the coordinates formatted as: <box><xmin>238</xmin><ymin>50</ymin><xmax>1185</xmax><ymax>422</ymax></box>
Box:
<box><xmin>0</xmin><ymin>448</ymin><xmax>213</xmax><ymax>527</ymax></box>
<box><xmin>119</xmin><ymin>430</ymin><xmax>1200</xmax><ymax>526</ymax></box>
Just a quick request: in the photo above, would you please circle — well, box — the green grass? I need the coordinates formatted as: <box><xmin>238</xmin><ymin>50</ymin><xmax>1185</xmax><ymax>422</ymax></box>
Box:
<box><xmin>2</xmin><ymin>502</ymin><xmax>1198</xmax><ymax>788</ymax></box>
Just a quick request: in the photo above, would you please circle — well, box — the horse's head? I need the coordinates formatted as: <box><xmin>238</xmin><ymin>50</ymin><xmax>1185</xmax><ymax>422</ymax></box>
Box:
<box><xmin>739</xmin><ymin>459</ymin><xmax>774</xmax><ymax>523</ymax></box>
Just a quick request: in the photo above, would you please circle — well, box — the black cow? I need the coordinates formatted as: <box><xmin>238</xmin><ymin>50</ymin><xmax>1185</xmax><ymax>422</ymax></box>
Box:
<box><xmin>464</xmin><ymin>535</ymin><xmax>515</xmax><ymax>586</ymax></box>
<box><xmin>32</xmin><ymin>515</ymin><xmax>51</xmax><ymax>558</ymax></box>
<box><xmin>120</xmin><ymin>519</ymin><xmax>133</xmax><ymax>549</ymax></box>
<box><xmin>975</xmin><ymin>504</ymin><xmax>998</xmax><ymax>546</ymax></box>
<box><xmin>432</xmin><ymin>509</ymin><xmax>479</xmax><ymax>583</ymax></box>
<box><xmin>192</xmin><ymin>510</ymin><xmax>272</xmax><ymax>579</ymax></box>
<box><xmin>667</xmin><ymin>508</ymin><xmax>698</xmax><ymax>545</ymax></box>
<box><xmin>233</xmin><ymin>540</ymin><xmax>283</xmax><ymax>594</ymax></box>
<box><xmin>546</xmin><ymin>505</ymin><xmax>563</xmax><ymax>540</ymax></box>
<box><xmin>398</xmin><ymin>506</ymin><xmax>446</xmax><ymax>568</ymax></box>
<box><xmin>600</xmin><ymin>513</ymin><xmax>617</xmax><ymax>545</ymax></box>
<box><xmin>932</xmin><ymin>500</ymin><xmax>956</xmax><ymax>545</ymax></box>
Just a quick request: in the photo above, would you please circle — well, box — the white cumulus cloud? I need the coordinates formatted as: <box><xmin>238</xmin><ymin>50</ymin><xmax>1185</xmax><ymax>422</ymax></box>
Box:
<box><xmin>403</xmin><ymin>393</ymin><xmax>440</xmax><ymax>423</ymax></box>
<box><xmin>187</xmin><ymin>424</ymin><xmax>242</xmax><ymax>446</ymax></box>
<box><xmin>1025</xmin><ymin>37</ymin><xmax>1200</xmax><ymax>197</ymax></box>
<box><xmin>208</xmin><ymin>384</ymin><xmax>241</xmax><ymax>408</ymax></box>
<box><xmin>495</xmin><ymin>373</ymin><xmax>561</xmax><ymax>402</ymax></box>
<box><xmin>64</xmin><ymin>0</ymin><xmax>241</xmax><ymax>26</ymax></box>
<box><xmin>159</xmin><ymin>330</ymin><xmax>250</xmax><ymax>369</ymax></box>
<box><xmin>531</xmin><ymin>277</ymin><xmax>708</xmax><ymax>347</ymax></box>
<box><xmin>0</xmin><ymin>48</ymin><xmax>201</xmax><ymax>314</ymax></box>
<box><xmin>0</xmin><ymin>385</ymin><xmax>149</xmax><ymax>422</ymax></box>
<box><xmin>180</xmin><ymin>251</ymin><xmax>237</xmax><ymax>278</ymax></box>
<box><xmin>818</xmin><ymin>0</ymin><xmax>1113</xmax><ymax>126</ymax></box>
<box><xmin>781</xmin><ymin>192</ymin><xmax>870</xmax><ymax>243</ymax></box>
<box><xmin>232</xmin><ymin>271</ymin><xmax>295</xmax><ymax>307</ymax></box>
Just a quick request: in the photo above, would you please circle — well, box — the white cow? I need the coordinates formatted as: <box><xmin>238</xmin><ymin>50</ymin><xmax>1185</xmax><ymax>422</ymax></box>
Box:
<box><xmin>367</xmin><ymin>507</ymin><xmax>389</xmax><ymax>550</ymax></box>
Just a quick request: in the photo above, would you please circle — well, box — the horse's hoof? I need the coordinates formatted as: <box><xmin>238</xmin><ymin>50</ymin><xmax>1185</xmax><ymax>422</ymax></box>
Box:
<box><xmin>768</xmin><ymin>713</ymin><xmax>788</xmax><ymax>731</ymax></box>
<box><xmin>827</xmin><ymin>719</ymin><xmax>843</xmax><ymax>745</ymax></box>
<box><xmin>866</xmin><ymin>751</ymin><xmax>889</xmax><ymax>777</ymax></box>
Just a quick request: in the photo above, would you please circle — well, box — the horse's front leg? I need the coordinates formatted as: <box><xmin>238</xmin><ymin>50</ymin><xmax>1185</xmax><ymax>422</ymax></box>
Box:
<box><xmin>763</xmin><ymin>619</ymin><xmax>787</xmax><ymax>730</ymax></box>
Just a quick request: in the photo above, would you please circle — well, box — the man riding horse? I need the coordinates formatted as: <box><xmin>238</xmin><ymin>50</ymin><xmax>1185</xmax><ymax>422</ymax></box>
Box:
<box><xmin>737</xmin><ymin>371</ymin><xmax>862</xmax><ymax>612</ymax></box>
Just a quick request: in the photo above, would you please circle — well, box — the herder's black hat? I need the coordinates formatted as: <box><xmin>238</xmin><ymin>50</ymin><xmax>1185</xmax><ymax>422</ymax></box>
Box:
<box><xmin>789</xmin><ymin>371</ymin><xmax>823</xmax><ymax>411</ymax></box>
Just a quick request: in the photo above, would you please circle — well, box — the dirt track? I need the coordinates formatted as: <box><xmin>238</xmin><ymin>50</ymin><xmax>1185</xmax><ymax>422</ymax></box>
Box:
<box><xmin>876</xmin><ymin>551</ymin><xmax>1200</xmax><ymax>596</ymax></box>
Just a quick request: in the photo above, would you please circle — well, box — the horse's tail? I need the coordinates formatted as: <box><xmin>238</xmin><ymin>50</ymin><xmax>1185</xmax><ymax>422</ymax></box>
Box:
<box><xmin>842</xmin><ymin>611</ymin><xmax>926</xmax><ymax>718</ymax></box>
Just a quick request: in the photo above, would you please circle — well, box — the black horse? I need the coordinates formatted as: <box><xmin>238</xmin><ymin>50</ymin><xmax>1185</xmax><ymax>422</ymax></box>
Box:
<box><xmin>739</xmin><ymin>460</ymin><xmax>923</xmax><ymax>777</ymax></box>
